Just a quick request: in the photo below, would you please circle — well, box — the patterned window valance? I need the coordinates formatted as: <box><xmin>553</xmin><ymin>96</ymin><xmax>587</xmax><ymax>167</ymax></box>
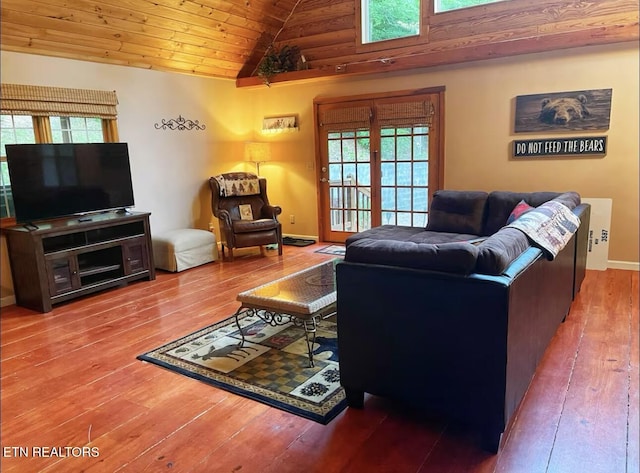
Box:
<box><xmin>214</xmin><ymin>173</ymin><xmax>260</xmax><ymax>197</ymax></box>
<box><xmin>1</xmin><ymin>84</ymin><xmax>118</xmax><ymax>119</ymax></box>
<box><xmin>377</xmin><ymin>101</ymin><xmax>434</xmax><ymax>127</ymax></box>
<box><xmin>320</xmin><ymin>106</ymin><xmax>372</xmax><ymax>131</ymax></box>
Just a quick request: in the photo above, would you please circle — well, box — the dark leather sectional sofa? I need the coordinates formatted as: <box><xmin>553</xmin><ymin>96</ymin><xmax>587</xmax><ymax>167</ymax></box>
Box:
<box><xmin>336</xmin><ymin>190</ymin><xmax>591</xmax><ymax>452</ymax></box>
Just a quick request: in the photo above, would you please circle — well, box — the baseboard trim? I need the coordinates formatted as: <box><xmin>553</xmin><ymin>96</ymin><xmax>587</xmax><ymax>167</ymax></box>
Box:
<box><xmin>607</xmin><ymin>260</ymin><xmax>640</xmax><ymax>271</ymax></box>
<box><xmin>1</xmin><ymin>294</ymin><xmax>16</xmax><ymax>308</ymax></box>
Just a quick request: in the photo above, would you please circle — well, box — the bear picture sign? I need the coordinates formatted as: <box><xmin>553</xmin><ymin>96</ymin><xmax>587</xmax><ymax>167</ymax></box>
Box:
<box><xmin>514</xmin><ymin>88</ymin><xmax>612</xmax><ymax>133</ymax></box>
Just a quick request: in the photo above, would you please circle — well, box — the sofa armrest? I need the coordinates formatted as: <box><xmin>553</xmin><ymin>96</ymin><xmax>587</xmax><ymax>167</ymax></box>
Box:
<box><xmin>475</xmin><ymin>227</ymin><xmax>531</xmax><ymax>275</ymax></box>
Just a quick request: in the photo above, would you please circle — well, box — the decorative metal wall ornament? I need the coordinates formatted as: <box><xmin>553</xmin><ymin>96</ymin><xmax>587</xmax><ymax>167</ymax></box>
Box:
<box><xmin>154</xmin><ymin>115</ymin><xmax>206</xmax><ymax>130</ymax></box>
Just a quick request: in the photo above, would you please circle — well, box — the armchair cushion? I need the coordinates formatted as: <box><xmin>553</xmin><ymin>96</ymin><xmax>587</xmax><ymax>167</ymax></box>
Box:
<box><xmin>232</xmin><ymin>218</ymin><xmax>280</xmax><ymax>233</ymax></box>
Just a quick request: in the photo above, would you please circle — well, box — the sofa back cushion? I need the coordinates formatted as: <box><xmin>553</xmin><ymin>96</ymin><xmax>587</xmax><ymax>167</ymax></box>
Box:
<box><xmin>345</xmin><ymin>238</ymin><xmax>479</xmax><ymax>275</ymax></box>
<box><xmin>482</xmin><ymin>191</ymin><xmax>563</xmax><ymax>236</ymax></box>
<box><xmin>426</xmin><ymin>190</ymin><xmax>488</xmax><ymax>235</ymax></box>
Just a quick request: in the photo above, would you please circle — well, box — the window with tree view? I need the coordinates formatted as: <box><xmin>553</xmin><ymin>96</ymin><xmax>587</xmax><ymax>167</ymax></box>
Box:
<box><xmin>434</xmin><ymin>0</ymin><xmax>506</xmax><ymax>13</ymax></box>
<box><xmin>361</xmin><ymin>0</ymin><xmax>510</xmax><ymax>45</ymax></box>
<box><xmin>361</xmin><ymin>0</ymin><xmax>420</xmax><ymax>44</ymax></box>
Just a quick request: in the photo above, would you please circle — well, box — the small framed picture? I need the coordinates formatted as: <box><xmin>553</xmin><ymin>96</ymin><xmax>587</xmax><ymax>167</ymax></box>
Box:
<box><xmin>262</xmin><ymin>115</ymin><xmax>298</xmax><ymax>133</ymax></box>
<box><xmin>238</xmin><ymin>204</ymin><xmax>253</xmax><ymax>220</ymax></box>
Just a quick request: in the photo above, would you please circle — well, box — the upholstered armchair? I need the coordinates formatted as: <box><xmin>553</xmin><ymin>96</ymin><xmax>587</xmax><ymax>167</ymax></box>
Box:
<box><xmin>209</xmin><ymin>172</ymin><xmax>283</xmax><ymax>261</ymax></box>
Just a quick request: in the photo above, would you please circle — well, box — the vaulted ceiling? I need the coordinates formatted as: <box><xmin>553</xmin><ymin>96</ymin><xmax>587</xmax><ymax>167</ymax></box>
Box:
<box><xmin>1</xmin><ymin>0</ymin><xmax>638</xmax><ymax>88</ymax></box>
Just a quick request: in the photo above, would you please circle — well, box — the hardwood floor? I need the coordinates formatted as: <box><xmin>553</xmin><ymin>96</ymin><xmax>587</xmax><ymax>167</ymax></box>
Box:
<box><xmin>1</xmin><ymin>245</ymin><xmax>638</xmax><ymax>473</ymax></box>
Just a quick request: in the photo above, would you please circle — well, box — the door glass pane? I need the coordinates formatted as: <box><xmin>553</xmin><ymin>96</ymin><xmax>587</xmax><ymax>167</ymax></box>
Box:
<box><xmin>329</xmin><ymin>163</ymin><xmax>343</xmax><ymax>182</ymax></box>
<box><xmin>381</xmin><ymin>187</ymin><xmax>396</xmax><ymax>211</ymax></box>
<box><xmin>356</xmin><ymin>134</ymin><xmax>370</xmax><ymax>161</ymax></box>
<box><xmin>380</xmin><ymin>125</ymin><xmax>429</xmax><ymax>227</ymax></box>
<box><xmin>397</xmin><ymin>136</ymin><xmax>412</xmax><ymax>160</ymax></box>
<box><xmin>397</xmin><ymin>188</ymin><xmax>411</xmax><ymax>211</ymax></box>
<box><xmin>413</xmin><ymin>213</ymin><xmax>427</xmax><ymax>227</ymax></box>
<box><xmin>397</xmin><ymin>212</ymin><xmax>412</xmax><ymax>226</ymax></box>
<box><xmin>342</xmin><ymin>137</ymin><xmax>356</xmax><ymax>162</ymax></box>
<box><xmin>327</xmin><ymin>129</ymin><xmax>371</xmax><ymax>233</ymax></box>
<box><xmin>357</xmin><ymin>163</ymin><xmax>371</xmax><ymax>185</ymax></box>
<box><xmin>380</xmin><ymin>136</ymin><xmax>396</xmax><ymax>160</ymax></box>
<box><xmin>413</xmin><ymin>162</ymin><xmax>428</xmax><ymax>185</ymax></box>
<box><xmin>380</xmin><ymin>162</ymin><xmax>395</xmax><ymax>186</ymax></box>
<box><xmin>397</xmin><ymin>162</ymin><xmax>411</xmax><ymax>186</ymax></box>
<box><xmin>382</xmin><ymin>211</ymin><xmax>396</xmax><ymax>225</ymax></box>
<box><xmin>413</xmin><ymin>134</ymin><xmax>428</xmax><ymax>160</ymax></box>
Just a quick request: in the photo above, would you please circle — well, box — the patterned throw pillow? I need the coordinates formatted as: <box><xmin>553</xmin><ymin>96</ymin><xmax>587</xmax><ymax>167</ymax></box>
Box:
<box><xmin>506</xmin><ymin>200</ymin><xmax>534</xmax><ymax>225</ymax></box>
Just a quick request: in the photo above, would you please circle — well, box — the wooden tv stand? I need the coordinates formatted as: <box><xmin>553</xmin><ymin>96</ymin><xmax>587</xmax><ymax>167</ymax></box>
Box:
<box><xmin>5</xmin><ymin>211</ymin><xmax>155</xmax><ymax>313</ymax></box>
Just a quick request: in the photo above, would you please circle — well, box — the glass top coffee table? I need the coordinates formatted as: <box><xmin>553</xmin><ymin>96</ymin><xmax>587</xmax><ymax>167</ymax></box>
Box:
<box><xmin>233</xmin><ymin>259</ymin><xmax>338</xmax><ymax>367</ymax></box>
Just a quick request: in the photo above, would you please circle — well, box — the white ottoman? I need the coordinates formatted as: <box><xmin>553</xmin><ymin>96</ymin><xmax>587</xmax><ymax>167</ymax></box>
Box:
<box><xmin>152</xmin><ymin>229</ymin><xmax>218</xmax><ymax>272</ymax></box>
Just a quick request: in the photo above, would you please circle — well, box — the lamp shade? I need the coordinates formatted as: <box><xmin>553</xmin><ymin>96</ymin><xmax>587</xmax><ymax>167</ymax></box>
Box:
<box><xmin>244</xmin><ymin>142</ymin><xmax>271</xmax><ymax>163</ymax></box>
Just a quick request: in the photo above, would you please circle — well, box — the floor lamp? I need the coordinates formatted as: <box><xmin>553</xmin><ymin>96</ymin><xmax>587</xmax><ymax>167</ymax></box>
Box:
<box><xmin>244</xmin><ymin>142</ymin><xmax>271</xmax><ymax>176</ymax></box>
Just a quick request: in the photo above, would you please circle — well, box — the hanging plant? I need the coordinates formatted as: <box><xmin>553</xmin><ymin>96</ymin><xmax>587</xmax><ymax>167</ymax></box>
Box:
<box><xmin>257</xmin><ymin>45</ymin><xmax>302</xmax><ymax>86</ymax></box>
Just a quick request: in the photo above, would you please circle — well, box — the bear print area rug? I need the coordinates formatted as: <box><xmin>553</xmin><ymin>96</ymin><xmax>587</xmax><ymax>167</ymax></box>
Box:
<box><xmin>137</xmin><ymin>312</ymin><xmax>346</xmax><ymax>424</ymax></box>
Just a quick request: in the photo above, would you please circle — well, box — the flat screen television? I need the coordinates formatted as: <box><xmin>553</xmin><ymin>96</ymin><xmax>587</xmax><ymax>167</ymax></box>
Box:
<box><xmin>6</xmin><ymin>142</ymin><xmax>135</xmax><ymax>224</ymax></box>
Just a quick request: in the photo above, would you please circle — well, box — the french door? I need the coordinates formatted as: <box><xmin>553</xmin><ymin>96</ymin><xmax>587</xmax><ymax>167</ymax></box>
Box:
<box><xmin>314</xmin><ymin>88</ymin><xmax>444</xmax><ymax>243</ymax></box>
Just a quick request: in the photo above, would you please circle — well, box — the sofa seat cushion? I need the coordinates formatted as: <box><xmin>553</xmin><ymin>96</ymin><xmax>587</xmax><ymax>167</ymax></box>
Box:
<box><xmin>475</xmin><ymin>227</ymin><xmax>531</xmax><ymax>275</ymax></box>
<box><xmin>346</xmin><ymin>225</ymin><xmax>480</xmax><ymax>247</ymax></box>
<box><xmin>345</xmin><ymin>238</ymin><xmax>479</xmax><ymax>275</ymax></box>
<box><xmin>426</xmin><ymin>190</ymin><xmax>488</xmax><ymax>235</ymax></box>
<box><xmin>346</xmin><ymin>225</ymin><xmax>425</xmax><ymax>245</ymax></box>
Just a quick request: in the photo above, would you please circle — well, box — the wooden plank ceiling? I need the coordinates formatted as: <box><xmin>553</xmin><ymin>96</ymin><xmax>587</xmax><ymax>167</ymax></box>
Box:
<box><xmin>1</xmin><ymin>0</ymin><xmax>638</xmax><ymax>88</ymax></box>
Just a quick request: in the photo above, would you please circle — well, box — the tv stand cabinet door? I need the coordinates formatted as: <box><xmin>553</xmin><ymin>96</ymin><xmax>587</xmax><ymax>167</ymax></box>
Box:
<box><xmin>122</xmin><ymin>237</ymin><xmax>150</xmax><ymax>275</ymax></box>
<box><xmin>45</xmin><ymin>254</ymin><xmax>81</xmax><ymax>296</ymax></box>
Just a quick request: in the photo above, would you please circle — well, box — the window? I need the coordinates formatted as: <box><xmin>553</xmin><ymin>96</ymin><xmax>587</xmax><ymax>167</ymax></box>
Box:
<box><xmin>359</xmin><ymin>0</ymin><xmax>511</xmax><ymax>49</ymax></box>
<box><xmin>361</xmin><ymin>0</ymin><xmax>421</xmax><ymax>44</ymax></box>
<box><xmin>434</xmin><ymin>0</ymin><xmax>506</xmax><ymax>13</ymax></box>
<box><xmin>50</xmin><ymin>116</ymin><xmax>105</xmax><ymax>143</ymax></box>
<box><xmin>0</xmin><ymin>115</ymin><xmax>36</xmax><ymax>220</ymax></box>
<box><xmin>0</xmin><ymin>84</ymin><xmax>119</xmax><ymax>224</ymax></box>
